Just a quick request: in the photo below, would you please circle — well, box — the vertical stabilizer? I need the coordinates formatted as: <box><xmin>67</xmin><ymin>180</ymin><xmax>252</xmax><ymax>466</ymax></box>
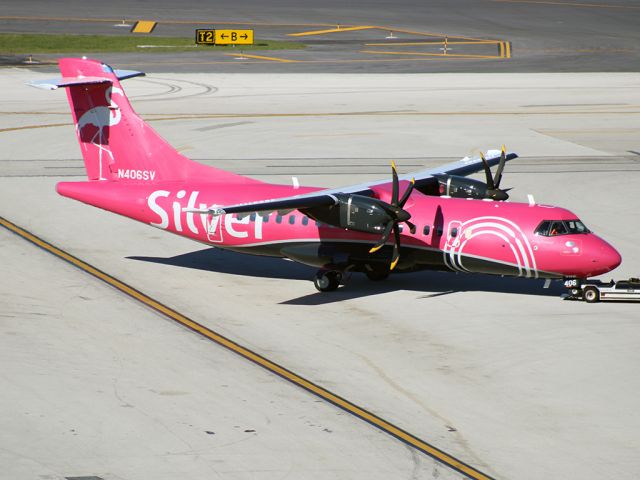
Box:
<box><xmin>41</xmin><ymin>57</ymin><xmax>254</xmax><ymax>185</ymax></box>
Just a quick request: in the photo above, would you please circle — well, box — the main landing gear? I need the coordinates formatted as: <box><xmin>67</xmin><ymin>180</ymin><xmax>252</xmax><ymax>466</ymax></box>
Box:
<box><xmin>314</xmin><ymin>268</ymin><xmax>391</xmax><ymax>292</ymax></box>
<box><xmin>313</xmin><ymin>270</ymin><xmax>342</xmax><ymax>292</ymax></box>
<box><xmin>364</xmin><ymin>267</ymin><xmax>389</xmax><ymax>282</ymax></box>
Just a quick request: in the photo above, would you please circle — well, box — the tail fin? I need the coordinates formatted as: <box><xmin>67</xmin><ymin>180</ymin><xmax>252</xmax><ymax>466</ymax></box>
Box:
<box><xmin>30</xmin><ymin>57</ymin><xmax>253</xmax><ymax>184</ymax></box>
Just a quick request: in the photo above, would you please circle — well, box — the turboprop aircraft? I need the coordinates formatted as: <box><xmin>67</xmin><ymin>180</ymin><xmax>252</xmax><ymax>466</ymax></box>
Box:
<box><xmin>30</xmin><ymin>57</ymin><xmax>622</xmax><ymax>292</ymax></box>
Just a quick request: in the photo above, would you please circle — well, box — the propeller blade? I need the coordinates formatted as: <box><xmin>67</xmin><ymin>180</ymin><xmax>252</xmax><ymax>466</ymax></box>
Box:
<box><xmin>369</xmin><ymin>221</ymin><xmax>393</xmax><ymax>253</ymax></box>
<box><xmin>494</xmin><ymin>145</ymin><xmax>506</xmax><ymax>188</ymax></box>
<box><xmin>405</xmin><ymin>220</ymin><xmax>416</xmax><ymax>235</ymax></box>
<box><xmin>398</xmin><ymin>177</ymin><xmax>415</xmax><ymax>208</ymax></box>
<box><xmin>391</xmin><ymin>161</ymin><xmax>399</xmax><ymax>206</ymax></box>
<box><xmin>479</xmin><ymin>152</ymin><xmax>495</xmax><ymax>190</ymax></box>
<box><xmin>390</xmin><ymin>225</ymin><xmax>401</xmax><ymax>270</ymax></box>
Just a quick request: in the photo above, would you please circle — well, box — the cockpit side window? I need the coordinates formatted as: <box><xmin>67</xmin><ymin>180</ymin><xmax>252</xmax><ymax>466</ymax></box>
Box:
<box><xmin>535</xmin><ymin>221</ymin><xmax>551</xmax><ymax>236</ymax></box>
<box><xmin>535</xmin><ymin>219</ymin><xmax>591</xmax><ymax>237</ymax></box>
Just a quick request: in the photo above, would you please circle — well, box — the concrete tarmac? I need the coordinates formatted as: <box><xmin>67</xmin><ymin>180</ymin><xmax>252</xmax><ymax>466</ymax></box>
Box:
<box><xmin>1</xmin><ymin>69</ymin><xmax>640</xmax><ymax>480</ymax></box>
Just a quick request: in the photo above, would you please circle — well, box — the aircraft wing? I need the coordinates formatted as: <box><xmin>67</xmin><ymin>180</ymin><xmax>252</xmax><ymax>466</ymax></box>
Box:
<box><xmin>187</xmin><ymin>149</ymin><xmax>517</xmax><ymax>216</ymax></box>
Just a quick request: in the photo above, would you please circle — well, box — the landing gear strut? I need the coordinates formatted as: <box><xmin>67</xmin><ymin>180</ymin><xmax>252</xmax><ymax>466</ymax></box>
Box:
<box><xmin>314</xmin><ymin>270</ymin><xmax>342</xmax><ymax>292</ymax></box>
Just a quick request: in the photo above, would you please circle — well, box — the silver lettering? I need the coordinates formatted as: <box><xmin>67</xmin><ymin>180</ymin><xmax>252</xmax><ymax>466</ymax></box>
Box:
<box><xmin>225</xmin><ymin>214</ymin><xmax>249</xmax><ymax>238</ymax></box>
<box><xmin>148</xmin><ymin>190</ymin><xmax>170</xmax><ymax>228</ymax></box>
<box><xmin>173</xmin><ymin>190</ymin><xmax>186</xmax><ymax>232</ymax></box>
<box><xmin>185</xmin><ymin>191</ymin><xmax>200</xmax><ymax>234</ymax></box>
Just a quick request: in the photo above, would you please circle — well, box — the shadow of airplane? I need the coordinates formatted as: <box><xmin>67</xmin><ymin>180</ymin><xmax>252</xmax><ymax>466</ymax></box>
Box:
<box><xmin>128</xmin><ymin>248</ymin><xmax>564</xmax><ymax>305</ymax></box>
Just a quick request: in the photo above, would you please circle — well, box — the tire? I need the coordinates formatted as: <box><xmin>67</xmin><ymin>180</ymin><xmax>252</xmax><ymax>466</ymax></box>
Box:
<box><xmin>583</xmin><ymin>287</ymin><xmax>600</xmax><ymax>303</ymax></box>
<box><xmin>313</xmin><ymin>271</ymin><xmax>341</xmax><ymax>292</ymax></box>
<box><xmin>365</xmin><ymin>269</ymin><xmax>389</xmax><ymax>282</ymax></box>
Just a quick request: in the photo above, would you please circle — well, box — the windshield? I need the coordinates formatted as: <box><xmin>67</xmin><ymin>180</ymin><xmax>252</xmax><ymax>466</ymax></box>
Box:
<box><xmin>535</xmin><ymin>219</ymin><xmax>590</xmax><ymax>236</ymax></box>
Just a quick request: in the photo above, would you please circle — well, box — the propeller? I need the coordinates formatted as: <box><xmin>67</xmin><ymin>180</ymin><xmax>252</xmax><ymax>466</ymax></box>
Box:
<box><xmin>369</xmin><ymin>161</ymin><xmax>416</xmax><ymax>270</ymax></box>
<box><xmin>479</xmin><ymin>145</ymin><xmax>512</xmax><ymax>201</ymax></box>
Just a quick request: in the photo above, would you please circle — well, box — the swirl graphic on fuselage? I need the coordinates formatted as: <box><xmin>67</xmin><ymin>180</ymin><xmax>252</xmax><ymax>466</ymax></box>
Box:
<box><xmin>443</xmin><ymin>216</ymin><xmax>538</xmax><ymax>278</ymax></box>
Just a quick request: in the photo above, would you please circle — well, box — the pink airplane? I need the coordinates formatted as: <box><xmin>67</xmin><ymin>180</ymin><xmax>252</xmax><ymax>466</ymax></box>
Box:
<box><xmin>30</xmin><ymin>58</ymin><xmax>621</xmax><ymax>292</ymax></box>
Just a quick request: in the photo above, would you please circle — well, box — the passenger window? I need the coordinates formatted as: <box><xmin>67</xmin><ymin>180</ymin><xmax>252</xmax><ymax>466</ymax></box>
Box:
<box><xmin>436</xmin><ymin>226</ymin><xmax>443</xmax><ymax>236</ymax></box>
<box><xmin>276</xmin><ymin>215</ymin><xmax>282</xmax><ymax>224</ymax></box>
<box><xmin>249</xmin><ymin>213</ymin><xmax>256</xmax><ymax>222</ymax></box>
<box><xmin>302</xmin><ymin>216</ymin><xmax>309</xmax><ymax>226</ymax></box>
<box><xmin>262</xmin><ymin>214</ymin><xmax>269</xmax><ymax>223</ymax></box>
<box><xmin>450</xmin><ymin>227</ymin><xmax>458</xmax><ymax>237</ymax></box>
<box><xmin>423</xmin><ymin>225</ymin><xmax>430</xmax><ymax>236</ymax></box>
<box><xmin>289</xmin><ymin>215</ymin><xmax>296</xmax><ymax>225</ymax></box>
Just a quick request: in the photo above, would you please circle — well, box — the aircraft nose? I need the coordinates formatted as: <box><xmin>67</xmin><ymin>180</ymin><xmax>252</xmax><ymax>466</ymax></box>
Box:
<box><xmin>601</xmin><ymin>242</ymin><xmax>622</xmax><ymax>272</ymax></box>
<box><xmin>589</xmin><ymin>238</ymin><xmax>622</xmax><ymax>276</ymax></box>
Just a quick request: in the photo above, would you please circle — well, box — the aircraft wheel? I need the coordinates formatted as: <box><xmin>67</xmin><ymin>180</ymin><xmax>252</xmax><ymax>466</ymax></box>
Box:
<box><xmin>365</xmin><ymin>269</ymin><xmax>389</xmax><ymax>282</ymax></box>
<box><xmin>583</xmin><ymin>287</ymin><xmax>600</xmax><ymax>303</ymax></box>
<box><xmin>314</xmin><ymin>270</ymin><xmax>341</xmax><ymax>292</ymax></box>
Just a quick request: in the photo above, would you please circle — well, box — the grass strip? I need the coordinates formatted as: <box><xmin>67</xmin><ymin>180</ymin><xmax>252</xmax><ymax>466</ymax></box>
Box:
<box><xmin>0</xmin><ymin>33</ymin><xmax>305</xmax><ymax>53</ymax></box>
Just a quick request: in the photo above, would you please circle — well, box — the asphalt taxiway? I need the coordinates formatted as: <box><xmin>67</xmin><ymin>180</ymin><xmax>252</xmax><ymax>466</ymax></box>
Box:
<box><xmin>1</xmin><ymin>68</ymin><xmax>639</xmax><ymax>480</ymax></box>
<box><xmin>2</xmin><ymin>0</ymin><xmax>640</xmax><ymax>72</ymax></box>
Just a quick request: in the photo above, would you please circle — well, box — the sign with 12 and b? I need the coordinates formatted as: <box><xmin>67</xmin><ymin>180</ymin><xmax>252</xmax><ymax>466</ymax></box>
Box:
<box><xmin>195</xmin><ymin>29</ymin><xmax>254</xmax><ymax>45</ymax></box>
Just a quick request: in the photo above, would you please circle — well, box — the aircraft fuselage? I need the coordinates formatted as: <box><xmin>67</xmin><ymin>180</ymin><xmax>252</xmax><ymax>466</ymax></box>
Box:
<box><xmin>57</xmin><ymin>180</ymin><xmax>621</xmax><ymax>280</ymax></box>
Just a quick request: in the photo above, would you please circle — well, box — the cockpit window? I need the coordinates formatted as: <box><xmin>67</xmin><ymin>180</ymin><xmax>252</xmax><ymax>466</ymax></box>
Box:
<box><xmin>549</xmin><ymin>221</ymin><xmax>568</xmax><ymax>236</ymax></box>
<box><xmin>535</xmin><ymin>219</ymin><xmax>590</xmax><ymax>237</ymax></box>
<box><xmin>565</xmin><ymin>220</ymin><xmax>590</xmax><ymax>234</ymax></box>
<box><xmin>535</xmin><ymin>221</ymin><xmax>551</xmax><ymax>236</ymax></box>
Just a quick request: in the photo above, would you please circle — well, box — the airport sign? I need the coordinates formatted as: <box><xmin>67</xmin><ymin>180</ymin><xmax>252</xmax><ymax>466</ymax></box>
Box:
<box><xmin>215</xmin><ymin>29</ymin><xmax>254</xmax><ymax>45</ymax></box>
<box><xmin>195</xmin><ymin>29</ymin><xmax>254</xmax><ymax>46</ymax></box>
<box><xmin>195</xmin><ymin>29</ymin><xmax>216</xmax><ymax>45</ymax></box>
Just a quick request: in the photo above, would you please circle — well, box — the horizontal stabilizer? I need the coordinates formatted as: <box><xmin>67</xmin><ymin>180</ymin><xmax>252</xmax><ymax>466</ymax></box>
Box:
<box><xmin>112</xmin><ymin>69</ymin><xmax>145</xmax><ymax>80</ymax></box>
<box><xmin>27</xmin><ymin>69</ymin><xmax>144</xmax><ymax>90</ymax></box>
<box><xmin>28</xmin><ymin>76</ymin><xmax>111</xmax><ymax>90</ymax></box>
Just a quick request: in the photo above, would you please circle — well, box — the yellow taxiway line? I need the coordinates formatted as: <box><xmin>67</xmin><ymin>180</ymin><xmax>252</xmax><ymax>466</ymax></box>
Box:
<box><xmin>2</xmin><ymin>108</ymin><xmax>639</xmax><ymax>138</ymax></box>
<box><xmin>288</xmin><ymin>25</ymin><xmax>376</xmax><ymax>36</ymax></box>
<box><xmin>0</xmin><ymin>215</ymin><xmax>496</xmax><ymax>480</ymax></box>
<box><xmin>361</xmin><ymin>50</ymin><xmax>503</xmax><ymax>59</ymax></box>
<box><xmin>364</xmin><ymin>41</ymin><xmax>499</xmax><ymax>46</ymax></box>
<box><xmin>288</xmin><ymin>25</ymin><xmax>492</xmax><ymax>43</ymax></box>
<box><xmin>373</xmin><ymin>26</ymin><xmax>491</xmax><ymax>42</ymax></box>
<box><xmin>222</xmin><ymin>53</ymin><xmax>297</xmax><ymax>63</ymax></box>
<box><xmin>0</xmin><ymin>15</ymin><xmax>345</xmax><ymax>27</ymax></box>
<box><xmin>0</xmin><ymin>123</ymin><xmax>70</xmax><ymax>133</ymax></box>
<box><xmin>491</xmin><ymin>0</ymin><xmax>640</xmax><ymax>9</ymax></box>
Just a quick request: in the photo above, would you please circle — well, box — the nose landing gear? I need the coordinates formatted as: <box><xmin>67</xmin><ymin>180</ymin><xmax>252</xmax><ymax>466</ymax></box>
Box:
<box><xmin>313</xmin><ymin>270</ymin><xmax>342</xmax><ymax>292</ymax></box>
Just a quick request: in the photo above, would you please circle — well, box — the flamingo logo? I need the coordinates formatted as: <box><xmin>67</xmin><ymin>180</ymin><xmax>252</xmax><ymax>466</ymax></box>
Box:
<box><xmin>76</xmin><ymin>86</ymin><xmax>124</xmax><ymax>180</ymax></box>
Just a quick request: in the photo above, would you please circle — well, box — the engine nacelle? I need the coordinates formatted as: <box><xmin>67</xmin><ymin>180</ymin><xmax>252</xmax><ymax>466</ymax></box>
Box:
<box><xmin>306</xmin><ymin>194</ymin><xmax>392</xmax><ymax>234</ymax></box>
<box><xmin>433</xmin><ymin>174</ymin><xmax>491</xmax><ymax>199</ymax></box>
